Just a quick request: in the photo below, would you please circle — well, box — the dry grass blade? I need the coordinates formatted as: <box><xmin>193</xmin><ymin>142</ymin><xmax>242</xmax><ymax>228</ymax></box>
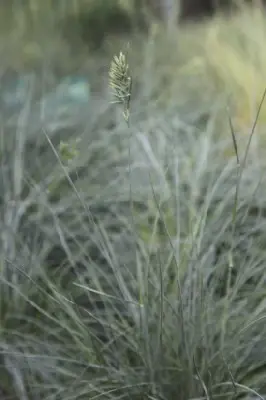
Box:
<box><xmin>193</xmin><ymin>356</ymin><xmax>210</xmax><ymax>400</ymax></box>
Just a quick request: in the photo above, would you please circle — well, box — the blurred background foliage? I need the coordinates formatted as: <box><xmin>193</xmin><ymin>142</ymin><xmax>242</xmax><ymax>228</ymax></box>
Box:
<box><xmin>0</xmin><ymin>0</ymin><xmax>266</xmax><ymax>141</ymax></box>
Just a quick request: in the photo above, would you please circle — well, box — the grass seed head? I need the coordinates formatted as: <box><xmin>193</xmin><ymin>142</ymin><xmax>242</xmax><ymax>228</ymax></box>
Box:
<box><xmin>109</xmin><ymin>51</ymin><xmax>132</xmax><ymax>125</ymax></box>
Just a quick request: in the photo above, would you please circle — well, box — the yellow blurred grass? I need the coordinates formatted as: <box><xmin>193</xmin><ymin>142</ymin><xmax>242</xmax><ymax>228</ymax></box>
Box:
<box><xmin>143</xmin><ymin>4</ymin><xmax>266</xmax><ymax>123</ymax></box>
<box><xmin>138</xmin><ymin>3</ymin><xmax>266</xmax><ymax>158</ymax></box>
<box><xmin>201</xmin><ymin>4</ymin><xmax>266</xmax><ymax>130</ymax></box>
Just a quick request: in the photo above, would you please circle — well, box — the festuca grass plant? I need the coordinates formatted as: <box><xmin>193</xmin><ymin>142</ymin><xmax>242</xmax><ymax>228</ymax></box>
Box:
<box><xmin>38</xmin><ymin>80</ymin><xmax>266</xmax><ymax>400</ymax></box>
<box><xmin>104</xmin><ymin>49</ymin><xmax>266</xmax><ymax>400</ymax></box>
<box><xmin>2</xmin><ymin>17</ymin><xmax>266</xmax><ymax>400</ymax></box>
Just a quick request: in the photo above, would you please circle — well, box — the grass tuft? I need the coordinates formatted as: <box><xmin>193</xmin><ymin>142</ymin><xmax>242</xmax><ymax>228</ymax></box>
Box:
<box><xmin>1</xmin><ymin>2</ymin><xmax>266</xmax><ymax>399</ymax></box>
